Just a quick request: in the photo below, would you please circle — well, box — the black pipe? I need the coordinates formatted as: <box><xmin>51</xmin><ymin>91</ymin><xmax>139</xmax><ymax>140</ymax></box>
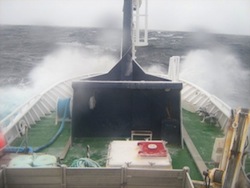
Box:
<box><xmin>121</xmin><ymin>0</ymin><xmax>133</xmax><ymax>80</ymax></box>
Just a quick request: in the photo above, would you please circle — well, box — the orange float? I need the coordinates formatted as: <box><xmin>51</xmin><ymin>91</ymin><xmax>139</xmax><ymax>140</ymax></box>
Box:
<box><xmin>0</xmin><ymin>132</ymin><xmax>6</xmax><ymax>149</ymax></box>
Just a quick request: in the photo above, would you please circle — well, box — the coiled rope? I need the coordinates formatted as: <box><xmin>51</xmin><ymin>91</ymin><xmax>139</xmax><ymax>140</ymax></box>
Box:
<box><xmin>70</xmin><ymin>158</ymin><xmax>100</xmax><ymax>168</ymax></box>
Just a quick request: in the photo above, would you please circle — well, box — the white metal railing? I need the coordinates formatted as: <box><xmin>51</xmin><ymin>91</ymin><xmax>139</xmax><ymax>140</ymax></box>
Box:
<box><xmin>180</xmin><ymin>78</ymin><xmax>231</xmax><ymax>131</ymax></box>
<box><xmin>168</xmin><ymin>55</ymin><xmax>231</xmax><ymax>131</ymax></box>
<box><xmin>0</xmin><ymin>73</ymin><xmax>101</xmax><ymax>147</ymax></box>
<box><xmin>0</xmin><ymin>167</ymin><xmax>194</xmax><ymax>188</ymax></box>
<box><xmin>133</xmin><ymin>0</ymin><xmax>148</xmax><ymax>47</ymax></box>
<box><xmin>154</xmin><ymin>70</ymin><xmax>231</xmax><ymax>131</ymax></box>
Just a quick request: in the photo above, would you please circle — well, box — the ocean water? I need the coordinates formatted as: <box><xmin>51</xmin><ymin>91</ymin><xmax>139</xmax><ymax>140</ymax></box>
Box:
<box><xmin>0</xmin><ymin>25</ymin><xmax>250</xmax><ymax>119</ymax></box>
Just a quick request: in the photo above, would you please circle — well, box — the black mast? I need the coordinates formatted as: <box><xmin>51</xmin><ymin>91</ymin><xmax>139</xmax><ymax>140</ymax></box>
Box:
<box><xmin>120</xmin><ymin>0</ymin><xmax>133</xmax><ymax>80</ymax></box>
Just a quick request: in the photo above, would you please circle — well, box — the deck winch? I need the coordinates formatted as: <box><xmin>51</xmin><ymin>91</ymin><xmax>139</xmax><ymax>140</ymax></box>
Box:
<box><xmin>71</xmin><ymin>0</ymin><xmax>182</xmax><ymax>144</ymax></box>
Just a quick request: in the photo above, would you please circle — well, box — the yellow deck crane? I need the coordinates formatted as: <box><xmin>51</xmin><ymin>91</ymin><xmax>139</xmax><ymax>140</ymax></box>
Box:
<box><xmin>204</xmin><ymin>108</ymin><xmax>250</xmax><ymax>188</ymax></box>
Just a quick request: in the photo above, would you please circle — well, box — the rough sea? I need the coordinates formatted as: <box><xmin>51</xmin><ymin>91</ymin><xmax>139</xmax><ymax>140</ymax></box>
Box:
<box><xmin>1</xmin><ymin>25</ymin><xmax>250</xmax><ymax>119</ymax></box>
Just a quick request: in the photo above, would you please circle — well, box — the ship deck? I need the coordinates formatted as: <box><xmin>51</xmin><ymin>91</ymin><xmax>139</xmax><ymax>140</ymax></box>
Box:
<box><xmin>5</xmin><ymin>109</ymin><xmax>224</xmax><ymax>181</ymax></box>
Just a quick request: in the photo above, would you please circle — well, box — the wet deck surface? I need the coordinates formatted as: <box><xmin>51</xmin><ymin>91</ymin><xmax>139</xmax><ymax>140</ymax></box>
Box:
<box><xmin>182</xmin><ymin>110</ymin><xmax>224</xmax><ymax>169</ymax></box>
<box><xmin>1</xmin><ymin>109</ymin><xmax>225</xmax><ymax>181</ymax></box>
<box><xmin>10</xmin><ymin>113</ymin><xmax>71</xmax><ymax>155</ymax></box>
<box><xmin>182</xmin><ymin>126</ymin><xmax>207</xmax><ymax>176</ymax></box>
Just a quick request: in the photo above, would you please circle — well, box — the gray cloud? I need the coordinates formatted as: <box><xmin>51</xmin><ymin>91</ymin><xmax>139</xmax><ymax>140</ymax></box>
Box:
<box><xmin>0</xmin><ymin>0</ymin><xmax>249</xmax><ymax>35</ymax></box>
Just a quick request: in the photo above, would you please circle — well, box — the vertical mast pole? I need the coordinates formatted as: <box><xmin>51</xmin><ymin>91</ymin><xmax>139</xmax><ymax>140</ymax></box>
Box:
<box><xmin>121</xmin><ymin>0</ymin><xmax>133</xmax><ymax>80</ymax></box>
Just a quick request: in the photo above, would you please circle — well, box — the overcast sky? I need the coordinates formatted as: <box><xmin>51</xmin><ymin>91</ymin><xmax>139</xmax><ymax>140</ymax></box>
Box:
<box><xmin>0</xmin><ymin>0</ymin><xmax>250</xmax><ymax>35</ymax></box>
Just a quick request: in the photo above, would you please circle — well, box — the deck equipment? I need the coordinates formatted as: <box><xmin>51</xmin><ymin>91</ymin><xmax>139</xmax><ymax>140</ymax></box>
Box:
<box><xmin>72</xmin><ymin>0</ymin><xmax>183</xmax><ymax>144</ymax></box>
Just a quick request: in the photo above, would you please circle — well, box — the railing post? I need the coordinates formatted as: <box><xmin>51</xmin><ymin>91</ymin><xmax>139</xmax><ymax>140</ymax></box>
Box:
<box><xmin>121</xmin><ymin>167</ymin><xmax>127</xmax><ymax>188</ymax></box>
<box><xmin>1</xmin><ymin>165</ymin><xmax>7</xmax><ymax>188</ymax></box>
<box><xmin>61</xmin><ymin>165</ymin><xmax>67</xmax><ymax>188</ymax></box>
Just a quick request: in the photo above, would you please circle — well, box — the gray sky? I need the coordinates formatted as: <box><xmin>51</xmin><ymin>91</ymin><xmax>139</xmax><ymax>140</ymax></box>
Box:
<box><xmin>0</xmin><ymin>0</ymin><xmax>250</xmax><ymax>35</ymax></box>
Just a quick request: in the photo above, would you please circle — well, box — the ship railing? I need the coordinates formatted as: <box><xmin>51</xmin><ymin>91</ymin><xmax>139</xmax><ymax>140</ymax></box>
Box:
<box><xmin>167</xmin><ymin>55</ymin><xmax>231</xmax><ymax>131</ymax></box>
<box><xmin>0</xmin><ymin>70</ymin><xmax>232</xmax><ymax>147</ymax></box>
<box><xmin>154</xmin><ymin>72</ymin><xmax>231</xmax><ymax>132</ymax></box>
<box><xmin>180</xmin><ymin>78</ymin><xmax>231</xmax><ymax>132</ymax></box>
<box><xmin>0</xmin><ymin>166</ymin><xmax>194</xmax><ymax>188</ymax></box>
<box><xmin>0</xmin><ymin>73</ymin><xmax>101</xmax><ymax>148</ymax></box>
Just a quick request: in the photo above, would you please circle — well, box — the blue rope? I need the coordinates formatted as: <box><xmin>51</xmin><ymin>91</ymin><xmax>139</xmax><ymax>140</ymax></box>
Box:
<box><xmin>5</xmin><ymin>98</ymin><xmax>71</xmax><ymax>153</ymax></box>
<box><xmin>33</xmin><ymin>98</ymin><xmax>71</xmax><ymax>152</ymax></box>
<box><xmin>57</xmin><ymin>98</ymin><xmax>71</xmax><ymax>119</ymax></box>
<box><xmin>4</xmin><ymin>146</ymin><xmax>33</xmax><ymax>153</ymax></box>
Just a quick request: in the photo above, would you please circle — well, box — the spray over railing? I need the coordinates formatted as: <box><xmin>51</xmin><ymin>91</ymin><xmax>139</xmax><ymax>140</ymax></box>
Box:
<box><xmin>0</xmin><ymin>74</ymin><xmax>99</xmax><ymax>149</ymax></box>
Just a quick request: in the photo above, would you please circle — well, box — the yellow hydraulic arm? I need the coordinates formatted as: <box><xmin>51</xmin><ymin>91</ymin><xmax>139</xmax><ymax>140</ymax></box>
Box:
<box><xmin>206</xmin><ymin>108</ymin><xmax>250</xmax><ymax>188</ymax></box>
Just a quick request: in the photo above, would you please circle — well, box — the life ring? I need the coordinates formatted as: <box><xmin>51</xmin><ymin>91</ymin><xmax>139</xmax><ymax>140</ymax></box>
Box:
<box><xmin>18</xmin><ymin>119</ymin><xmax>27</xmax><ymax>136</ymax></box>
